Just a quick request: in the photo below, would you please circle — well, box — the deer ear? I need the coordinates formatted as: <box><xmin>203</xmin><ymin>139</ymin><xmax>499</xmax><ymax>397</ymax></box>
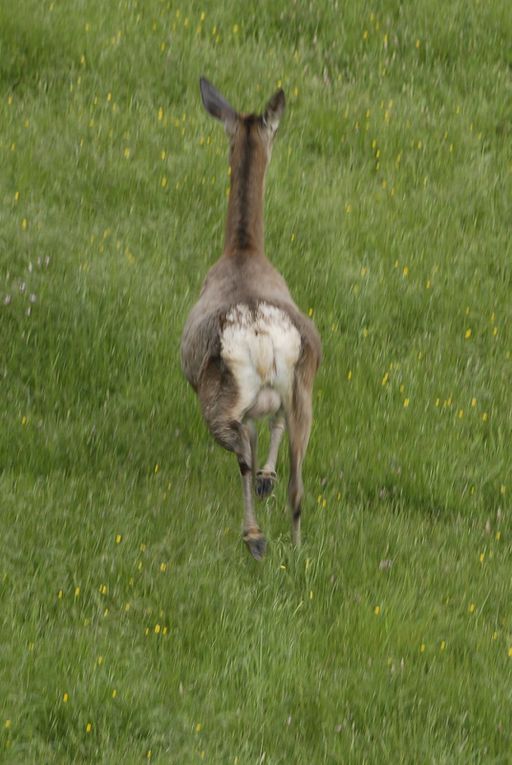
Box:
<box><xmin>263</xmin><ymin>88</ymin><xmax>285</xmax><ymax>133</ymax></box>
<box><xmin>200</xmin><ymin>77</ymin><xmax>237</xmax><ymax>135</ymax></box>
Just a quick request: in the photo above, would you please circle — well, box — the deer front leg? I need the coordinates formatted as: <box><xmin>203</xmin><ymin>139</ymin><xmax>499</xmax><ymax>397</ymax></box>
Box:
<box><xmin>286</xmin><ymin>390</ymin><xmax>312</xmax><ymax>547</ymax></box>
<box><xmin>255</xmin><ymin>413</ymin><xmax>285</xmax><ymax>499</ymax></box>
<box><xmin>238</xmin><ymin>422</ymin><xmax>266</xmax><ymax>560</ymax></box>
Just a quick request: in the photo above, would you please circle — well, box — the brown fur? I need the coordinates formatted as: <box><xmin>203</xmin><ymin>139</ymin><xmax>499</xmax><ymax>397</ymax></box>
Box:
<box><xmin>181</xmin><ymin>78</ymin><xmax>321</xmax><ymax>556</ymax></box>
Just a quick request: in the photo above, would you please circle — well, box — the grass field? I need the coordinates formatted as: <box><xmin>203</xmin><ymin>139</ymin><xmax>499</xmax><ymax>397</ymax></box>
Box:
<box><xmin>1</xmin><ymin>0</ymin><xmax>512</xmax><ymax>762</ymax></box>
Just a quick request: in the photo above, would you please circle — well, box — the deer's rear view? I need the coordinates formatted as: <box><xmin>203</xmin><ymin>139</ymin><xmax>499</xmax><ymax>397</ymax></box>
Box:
<box><xmin>181</xmin><ymin>78</ymin><xmax>321</xmax><ymax>559</ymax></box>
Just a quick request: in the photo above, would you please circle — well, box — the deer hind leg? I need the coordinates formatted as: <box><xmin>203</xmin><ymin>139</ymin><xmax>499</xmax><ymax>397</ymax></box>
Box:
<box><xmin>206</xmin><ymin>416</ymin><xmax>266</xmax><ymax>560</ymax></box>
<box><xmin>286</xmin><ymin>385</ymin><xmax>313</xmax><ymax>547</ymax></box>
<box><xmin>255</xmin><ymin>412</ymin><xmax>285</xmax><ymax>499</ymax></box>
<box><xmin>198</xmin><ymin>368</ymin><xmax>266</xmax><ymax>560</ymax></box>
<box><xmin>237</xmin><ymin>420</ymin><xmax>266</xmax><ymax>560</ymax></box>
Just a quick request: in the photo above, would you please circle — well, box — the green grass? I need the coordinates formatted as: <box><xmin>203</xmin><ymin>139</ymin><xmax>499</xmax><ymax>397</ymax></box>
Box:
<box><xmin>1</xmin><ymin>0</ymin><xmax>512</xmax><ymax>761</ymax></box>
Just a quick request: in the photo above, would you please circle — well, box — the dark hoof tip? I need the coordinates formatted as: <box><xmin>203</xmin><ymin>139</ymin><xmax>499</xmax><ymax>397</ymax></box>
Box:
<box><xmin>255</xmin><ymin>471</ymin><xmax>276</xmax><ymax>499</ymax></box>
<box><xmin>244</xmin><ymin>533</ymin><xmax>267</xmax><ymax>560</ymax></box>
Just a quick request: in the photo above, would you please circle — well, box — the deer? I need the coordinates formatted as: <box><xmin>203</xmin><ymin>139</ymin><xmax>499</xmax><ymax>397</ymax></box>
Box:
<box><xmin>180</xmin><ymin>77</ymin><xmax>321</xmax><ymax>560</ymax></box>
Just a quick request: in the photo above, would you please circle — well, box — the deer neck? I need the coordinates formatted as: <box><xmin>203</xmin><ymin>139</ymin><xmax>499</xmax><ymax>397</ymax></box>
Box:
<box><xmin>224</xmin><ymin>124</ymin><xmax>267</xmax><ymax>256</ymax></box>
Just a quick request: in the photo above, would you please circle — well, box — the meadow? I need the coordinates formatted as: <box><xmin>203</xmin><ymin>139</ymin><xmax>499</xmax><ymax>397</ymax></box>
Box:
<box><xmin>1</xmin><ymin>0</ymin><xmax>511</xmax><ymax>761</ymax></box>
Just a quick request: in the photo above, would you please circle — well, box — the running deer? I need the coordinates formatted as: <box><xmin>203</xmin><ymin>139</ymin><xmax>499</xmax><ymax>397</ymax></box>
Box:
<box><xmin>181</xmin><ymin>77</ymin><xmax>321</xmax><ymax>559</ymax></box>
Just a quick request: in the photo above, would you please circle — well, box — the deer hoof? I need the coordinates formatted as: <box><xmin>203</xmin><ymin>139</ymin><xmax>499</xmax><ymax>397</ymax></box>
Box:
<box><xmin>243</xmin><ymin>530</ymin><xmax>267</xmax><ymax>560</ymax></box>
<box><xmin>255</xmin><ymin>470</ymin><xmax>277</xmax><ymax>499</ymax></box>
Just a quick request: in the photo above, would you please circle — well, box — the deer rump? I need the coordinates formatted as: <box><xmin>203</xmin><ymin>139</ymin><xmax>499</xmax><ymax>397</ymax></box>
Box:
<box><xmin>181</xmin><ymin>253</ymin><xmax>318</xmax><ymax>401</ymax></box>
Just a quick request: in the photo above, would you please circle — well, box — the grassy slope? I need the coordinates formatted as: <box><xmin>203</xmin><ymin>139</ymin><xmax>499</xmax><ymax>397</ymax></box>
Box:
<box><xmin>1</xmin><ymin>0</ymin><xmax>511</xmax><ymax>762</ymax></box>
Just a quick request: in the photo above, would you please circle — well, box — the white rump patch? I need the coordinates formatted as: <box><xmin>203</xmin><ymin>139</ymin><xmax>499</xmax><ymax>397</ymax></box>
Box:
<box><xmin>221</xmin><ymin>303</ymin><xmax>301</xmax><ymax>420</ymax></box>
